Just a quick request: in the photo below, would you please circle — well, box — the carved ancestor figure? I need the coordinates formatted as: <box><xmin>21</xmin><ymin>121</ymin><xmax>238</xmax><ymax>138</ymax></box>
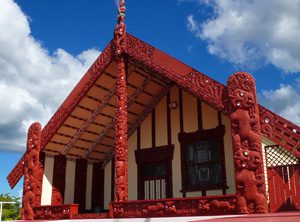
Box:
<box><xmin>114</xmin><ymin>160</ymin><xmax>128</xmax><ymax>201</ymax></box>
<box><xmin>114</xmin><ymin>0</ymin><xmax>126</xmax><ymax>55</ymax></box>
<box><xmin>227</xmin><ymin>72</ymin><xmax>268</xmax><ymax>214</ymax></box>
<box><xmin>236</xmin><ymin>169</ymin><xmax>267</xmax><ymax>213</ymax></box>
<box><xmin>21</xmin><ymin>122</ymin><xmax>43</xmax><ymax>220</ymax></box>
<box><xmin>230</xmin><ymin>88</ymin><xmax>261</xmax><ymax>152</ymax></box>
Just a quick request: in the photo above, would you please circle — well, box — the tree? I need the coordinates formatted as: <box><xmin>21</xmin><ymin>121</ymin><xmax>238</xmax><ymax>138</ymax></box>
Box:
<box><xmin>0</xmin><ymin>193</ymin><xmax>21</xmax><ymax>221</ymax></box>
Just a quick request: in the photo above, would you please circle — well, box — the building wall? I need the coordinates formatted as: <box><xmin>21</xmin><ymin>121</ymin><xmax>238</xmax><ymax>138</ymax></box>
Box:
<box><xmin>39</xmin><ymin>85</ymin><xmax>277</xmax><ymax>210</ymax></box>
<box><xmin>102</xmin><ymin>85</ymin><xmax>236</xmax><ymax>206</ymax></box>
<box><xmin>104</xmin><ymin>160</ymin><xmax>112</xmax><ymax>209</ymax></box>
<box><xmin>41</xmin><ymin>154</ymin><xmax>54</xmax><ymax>205</ymax></box>
<box><xmin>64</xmin><ymin>157</ymin><xmax>76</xmax><ymax>204</ymax></box>
<box><xmin>41</xmin><ymin>154</ymin><xmax>102</xmax><ymax>211</ymax></box>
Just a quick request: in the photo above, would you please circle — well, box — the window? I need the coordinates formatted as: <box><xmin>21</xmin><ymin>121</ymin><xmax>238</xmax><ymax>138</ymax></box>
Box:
<box><xmin>179</xmin><ymin>125</ymin><xmax>227</xmax><ymax>193</ymax></box>
<box><xmin>143</xmin><ymin>163</ymin><xmax>166</xmax><ymax>180</ymax></box>
<box><xmin>186</xmin><ymin>140</ymin><xmax>222</xmax><ymax>188</ymax></box>
<box><xmin>135</xmin><ymin>145</ymin><xmax>174</xmax><ymax>200</ymax></box>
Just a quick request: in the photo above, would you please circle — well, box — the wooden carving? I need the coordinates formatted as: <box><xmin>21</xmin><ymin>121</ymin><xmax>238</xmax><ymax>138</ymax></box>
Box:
<box><xmin>33</xmin><ymin>204</ymin><xmax>78</xmax><ymax>220</ymax></box>
<box><xmin>227</xmin><ymin>72</ymin><xmax>268</xmax><ymax>214</ymax></box>
<box><xmin>111</xmin><ymin>195</ymin><xmax>236</xmax><ymax>218</ymax></box>
<box><xmin>114</xmin><ymin>0</ymin><xmax>128</xmax><ymax>202</ymax></box>
<box><xmin>114</xmin><ymin>56</ymin><xmax>128</xmax><ymax>202</ymax></box>
<box><xmin>21</xmin><ymin>122</ymin><xmax>43</xmax><ymax>220</ymax></box>
<box><xmin>114</xmin><ymin>0</ymin><xmax>126</xmax><ymax>55</ymax></box>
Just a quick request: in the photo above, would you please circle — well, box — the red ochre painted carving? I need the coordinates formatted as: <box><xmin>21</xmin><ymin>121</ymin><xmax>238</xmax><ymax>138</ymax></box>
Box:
<box><xmin>114</xmin><ymin>56</ymin><xmax>128</xmax><ymax>202</ymax></box>
<box><xmin>114</xmin><ymin>0</ymin><xmax>126</xmax><ymax>55</ymax></box>
<box><xmin>227</xmin><ymin>72</ymin><xmax>268</xmax><ymax>214</ymax></box>
<box><xmin>21</xmin><ymin>122</ymin><xmax>43</xmax><ymax>220</ymax></box>
<box><xmin>113</xmin><ymin>0</ymin><xmax>128</xmax><ymax>202</ymax></box>
<box><xmin>33</xmin><ymin>204</ymin><xmax>78</xmax><ymax>220</ymax></box>
<box><xmin>9</xmin><ymin>33</ymin><xmax>300</xmax><ymax>193</ymax></box>
<box><xmin>110</xmin><ymin>195</ymin><xmax>236</xmax><ymax>218</ymax></box>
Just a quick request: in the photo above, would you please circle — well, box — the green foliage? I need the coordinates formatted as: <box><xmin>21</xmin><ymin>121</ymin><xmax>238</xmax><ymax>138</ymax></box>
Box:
<box><xmin>0</xmin><ymin>193</ymin><xmax>21</xmax><ymax>221</ymax></box>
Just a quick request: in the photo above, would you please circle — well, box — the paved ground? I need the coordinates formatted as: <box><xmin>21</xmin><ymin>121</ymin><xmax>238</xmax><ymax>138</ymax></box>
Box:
<box><xmin>11</xmin><ymin>212</ymin><xmax>300</xmax><ymax>222</ymax></box>
<box><xmin>189</xmin><ymin>212</ymin><xmax>300</xmax><ymax>222</ymax></box>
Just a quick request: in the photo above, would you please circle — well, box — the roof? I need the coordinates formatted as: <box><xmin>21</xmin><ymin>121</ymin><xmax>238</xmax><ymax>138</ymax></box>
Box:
<box><xmin>7</xmin><ymin>33</ymin><xmax>300</xmax><ymax>189</ymax></box>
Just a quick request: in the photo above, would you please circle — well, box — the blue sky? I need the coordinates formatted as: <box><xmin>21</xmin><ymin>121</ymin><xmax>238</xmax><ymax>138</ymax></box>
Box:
<box><xmin>1</xmin><ymin>0</ymin><xmax>300</xmax><ymax>197</ymax></box>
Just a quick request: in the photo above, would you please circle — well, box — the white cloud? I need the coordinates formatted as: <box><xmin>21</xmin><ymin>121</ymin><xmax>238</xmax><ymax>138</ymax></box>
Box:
<box><xmin>187</xmin><ymin>0</ymin><xmax>300</xmax><ymax>73</ymax></box>
<box><xmin>0</xmin><ymin>0</ymin><xmax>100</xmax><ymax>152</ymax></box>
<box><xmin>260</xmin><ymin>84</ymin><xmax>300</xmax><ymax>124</ymax></box>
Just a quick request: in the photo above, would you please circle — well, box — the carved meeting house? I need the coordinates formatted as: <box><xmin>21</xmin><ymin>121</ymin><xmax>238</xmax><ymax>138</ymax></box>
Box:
<box><xmin>7</xmin><ymin>1</ymin><xmax>300</xmax><ymax>220</ymax></box>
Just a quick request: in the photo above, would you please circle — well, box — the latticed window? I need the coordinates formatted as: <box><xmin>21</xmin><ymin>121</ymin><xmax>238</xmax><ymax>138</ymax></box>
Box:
<box><xmin>179</xmin><ymin>125</ymin><xmax>227</xmax><ymax>193</ymax></box>
<box><xmin>265</xmin><ymin>145</ymin><xmax>299</xmax><ymax>167</ymax></box>
<box><xmin>186</xmin><ymin>140</ymin><xmax>222</xmax><ymax>188</ymax></box>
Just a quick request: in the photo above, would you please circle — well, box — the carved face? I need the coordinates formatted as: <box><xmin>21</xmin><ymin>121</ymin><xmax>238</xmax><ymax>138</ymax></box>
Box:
<box><xmin>27</xmin><ymin>134</ymin><xmax>39</xmax><ymax>151</ymax></box>
<box><xmin>248</xmin><ymin>151</ymin><xmax>261</xmax><ymax>169</ymax></box>
<box><xmin>114</xmin><ymin>24</ymin><xmax>125</xmax><ymax>38</ymax></box>
<box><xmin>231</xmin><ymin>89</ymin><xmax>254</xmax><ymax>110</ymax></box>
<box><xmin>115</xmin><ymin>161</ymin><xmax>125</xmax><ymax>176</ymax></box>
<box><xmin>234</xmin><ymin>149</ymin><xmax>250</xmax><ymax>168</ymax></box>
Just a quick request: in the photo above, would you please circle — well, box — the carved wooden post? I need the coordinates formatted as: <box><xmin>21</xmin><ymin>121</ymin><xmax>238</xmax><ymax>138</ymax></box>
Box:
<box><xmin>227</xmin><ymin>72</ymin><xmax>268</xmax><ymax>214</ymax></box>
<box><xmin>21</xmin><ymin>122</ymin><xmax>43</xmax><ymax>220</ymax></box>
<box><xmin>113</xmin><ymin>0</ymin><xmax>128</xmax><ymax>202</ymax></box>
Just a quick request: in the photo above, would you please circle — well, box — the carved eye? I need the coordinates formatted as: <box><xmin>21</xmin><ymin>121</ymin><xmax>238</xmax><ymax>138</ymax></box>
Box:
<box><xmin>240</xmin><ymin>92</ymin><xmax>244</xmax><ymax>96</ymax></box>
<box><xmin>243</xmin><ymin>151</ymin><xmax>248</xmax><ymax>156</ymax></box>
<box><xmin>237</xmin><ymin>102</ymin><xmax>241</xmax><ymax>107</ymax></box>
<box><xmin>264</xmin><ymin>118</ymin><xmax>270</xmax><ymax>124</ymax></box>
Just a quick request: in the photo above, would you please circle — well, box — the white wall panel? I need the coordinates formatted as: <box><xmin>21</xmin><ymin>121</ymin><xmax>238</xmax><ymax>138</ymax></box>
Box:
<box><xmin>41</xmin><ymin>154</ymin><xmax>54</xmax><ymax>205</ymax></box>
<box><xmin>64</xmin><ymin>157</ymin><xmax>76</xmax><ymax>204</ymax></box>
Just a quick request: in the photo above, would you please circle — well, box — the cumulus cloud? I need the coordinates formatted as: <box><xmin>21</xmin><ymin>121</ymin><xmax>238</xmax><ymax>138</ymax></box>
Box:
<box><xmin>187</xmin><ymin>0</ymin><xmax>300</xmax><ymax>73</ymax></box>
<box><xmin>260</xmin><ymin>84</ymin><xmax>300</xmax><ymax>124</ymax></box>
<box><xmin>0</xmin><ymin>0</ymin><xmax>100</xmax><ymax>152</ymax></box>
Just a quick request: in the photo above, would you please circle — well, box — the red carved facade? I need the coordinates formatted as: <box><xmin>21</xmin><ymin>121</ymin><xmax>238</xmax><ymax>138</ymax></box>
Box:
<box><xmin>6</xmin><ymin>3</ymin><xmax>300</xmax><ymax>218</ymax></box>
<box><xmin>113</xmin><ymin>0</ymin><xmax>128</xmax><ymax>202</ymax></box>
<box><xmin>9</xmin><ymin>33</ymin><xmax>300</xmax><ymax>192</ymax></box>
<box><xmin>21</xmin><ymin>122</ymin><xmax>44</xmax><ymax>220</ymax></box>
<box><xmin>110</xmin><ymin>195</ymin><xmax>236</xmax><ymax>218</ymax></box>
<box><xmin>227</xmin><ymin>72</ymin><xmax>268</xmax><ymax>214</ymax></box>
<box><xmin>33</xmin><ymin>204</ymin><xmax>78</xmax><ymax>220</ymax></box>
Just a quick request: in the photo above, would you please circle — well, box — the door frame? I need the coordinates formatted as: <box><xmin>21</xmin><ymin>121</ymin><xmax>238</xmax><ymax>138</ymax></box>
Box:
<box><xmin>135</xmin><ymin>145</ymin><xmax>174</xmax><ymax>200</ymax></box>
